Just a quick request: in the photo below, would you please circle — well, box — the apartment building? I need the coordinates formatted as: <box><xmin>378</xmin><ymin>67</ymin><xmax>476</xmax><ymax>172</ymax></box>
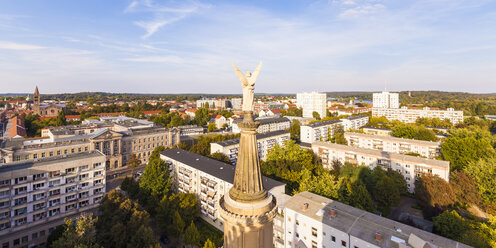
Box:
<box><xmin>232</xmin><ymin>117</ymin><xmax>290</xmax><ymax>134</ymax></box>
<box><xmin>296</xmin><ymin>92</ymin><xmax>327</xmax><ymax>118</ymax></box>
<box><xmin>276</xmin><ymin>191</ymin><xmax>470</xmax><ymax>248</ymax></box>
<box><xmin>210</xmin><ymin>130</ymin><xmax>290</xmax><ymax>164</ymax></box>
<box><xmin>0</xmin><ymin>151</ymin><xmax>106</xmax><ymax>248</ymax></box>
<box><xmin>344</xmin><ymin>132</ymin><xmax>441</xmax><ymax>159</ymax></box>
<box><xmin>300</xmin><ymin>116</ymin><xmax>369</xmax><ymax>144</ymax></box>
<box><xmin>372</xmin><ymin>106</ymin><xmax>464</xmax><ymax>124</ymax></box>
<box><xmin>177</xmin><ymin>125</ymin><xmax>205</xmax><ymax>136</ymax></box>
<box><xmin>372</xmin><ymin>91</ymin><xmax>399</xmax><ymax>109</ymax></box>
<box><xmin>160</xmin><ymin>149</ymin><xmax>285</xmax><ymax>231</ymax></box>
<box><xmin>0</xmin><ymin>117</ymin><xmax>180</xmax><ymax>170</ymax></box>
<box><xmin>339</xmin><ymin>115</ymin><xmax>369</xmax><ymax>131</ymax></box>
<box><xmin>312</xmin><ymin>142</ymin><xmax>449</xmax><ymax>192</ymax></box>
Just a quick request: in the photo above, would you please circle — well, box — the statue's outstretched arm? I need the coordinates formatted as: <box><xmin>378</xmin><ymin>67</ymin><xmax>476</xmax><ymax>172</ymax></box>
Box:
<box><xmin>232</xmin><ymin>62</ymin><xmax>248</xmax><ymax>85</ymax></box>
<box><xmin>250</xmin><ymin>61</ymin><xmax>263</xmax><ymax>83</ymax></box>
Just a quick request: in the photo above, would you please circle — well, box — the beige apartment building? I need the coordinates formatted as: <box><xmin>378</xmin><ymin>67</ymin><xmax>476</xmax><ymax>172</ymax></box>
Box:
<box><xmin>372</xmin><ymin>106</ymin><xmax>464</xmax><ymax>124</ymax></box>
<box><xmin>312</xmin><ymin>142</ymin><xmax>450</xmax><ymax>192</ymax></box>
<box><xmin>0</xmin><ymin>117</ymin><xmax>180</xmax><ymax>170</ymax></box>
<box><xmin>344</xmin><ymin>132</ymin><xmax>441</xmax><ymax>159</ymax></box>
<box><xmin>0</xmin><ymin>151</ymin><xmax>106</xmax><ymax>248</ymax></box>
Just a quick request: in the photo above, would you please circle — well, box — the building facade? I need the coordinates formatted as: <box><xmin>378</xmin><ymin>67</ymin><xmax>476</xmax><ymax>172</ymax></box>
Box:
<box><xmin>312</xmin><ymin>142</ymin><xmax>449</xmax><ymax>192</ymax></box>
<box><xmin>300</xmin><ymin>120</ymin><xmax>342</xmax><ymax>144</ymax></box>
<box><xmin>372</xmin><ymin>106</ymin><xmax>464</xmax><ymax>124</ymax></box>
<box><xmin>296</xmin><ymin>92</ymin><xmax>326</xmax><ymax>118</ymax></box>
<box><xmin>160</xmin><ymin>149</ymin><xmax>285</xmax><ymax>231</ymax></box>
<box><xmin>278</xmin><ymin>191</ymin><xmax>470</xmax><ymax>248</ymax></box>
<box><xmin>210</xmin><ymin>130</ymin><xmax>290</xmax><ymax>164</ymax></box>
<box><xmin>372</xmin><ymin>91</ymin><xmax>399</xmax><ymax>109</ymax></box>
<box><xmin>339</xmin><ymin>115</ymin><xmax>369</xmax><ymax>131</ymax></box>
<box><xmin>362</xmin><ymin>126</ymin><xmax>392</xmax><ymax>136</ymax></box>
<box><xmin>0</xmin><ymin>151</ymin><xmax>106</xmax><ymax>248</ymax></box>
<box><xmin>232</xmin><ymin>117</ymin><xmax>290</xmax><ymax>134</ymax></box>
<box><xmin>0</xmin><ymin>117</ymin><xmax>180</xmax><ymax>170</ymax></box>
<box><xmin>344</xmin><ymin>132</ymin><xmax>441</xmax><ymax>158</ymax></box>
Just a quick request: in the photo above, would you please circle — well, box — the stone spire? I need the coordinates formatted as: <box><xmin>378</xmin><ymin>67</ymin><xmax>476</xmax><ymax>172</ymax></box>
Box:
<box><xmin>220</xmin><ymin>63</ymin><xmax>277</xmax><ymax>248</ymax></box>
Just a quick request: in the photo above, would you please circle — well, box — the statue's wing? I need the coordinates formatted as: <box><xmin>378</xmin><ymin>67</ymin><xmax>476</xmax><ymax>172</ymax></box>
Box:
<box><xmin>232</xmin><ymin>62</ymin><xmax>248</xmax><ymax>85</ymax></box>
<box><xmin>250</xmin><ymin>61</ymin><xmax>263</xmax><ymax>83</ymax></box>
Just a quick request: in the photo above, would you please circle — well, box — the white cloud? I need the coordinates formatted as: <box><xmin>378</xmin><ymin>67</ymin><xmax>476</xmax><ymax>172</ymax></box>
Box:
<box><xmin>339</xmin><ymin>3</ymin><xmax>385</xmax><ymax>19</ymax></box>
<box><xmin>125</xmin><ymin>0</ymin><xmax>208</xmax><ymax>39</ymax></box>
<box><xmin>0</xmin><ymin>41</ymin><xmax>45</xmax><ymax>50</ymax></box>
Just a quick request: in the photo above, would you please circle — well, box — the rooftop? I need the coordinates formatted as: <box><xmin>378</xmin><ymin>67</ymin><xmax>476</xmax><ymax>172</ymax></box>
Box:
<box><xmin>233</xmin><ymin>116</ymin><xmax>290</xmax><ymax>125</ymax></box>
<box><xmin>160</xmin><ymin>149</ymin><xmax>285</xmax><ymax>191</ymax></box>
<box><xmin>305</xmin><ymin>119</ymin><xmax>341</xmax><ymax>128</ymax></box>
<box><xmin>313</xmin><ymin>141</ymin><xmax>449</xmax><ymax>169</ymax></box>
<box><xmin>286</xmin><ymin>191</ymin><xmax>470</xmax><ymax>248</ymax></box>
<box><xmin>0</xmin><ymin>150</ymin><xmax>105</xmax><ymax>173</ymax></box>
<box><xmin>213</xmin><ymin>130</ymin><xmax>289</xmax><ymax>147</ymax></box>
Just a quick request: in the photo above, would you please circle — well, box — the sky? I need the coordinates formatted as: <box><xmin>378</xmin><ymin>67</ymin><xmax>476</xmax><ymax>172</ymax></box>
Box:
<box><xmin>1</xmin><ymin>0</ymin><xmax>496</xmax><ymax>94</ymax></box>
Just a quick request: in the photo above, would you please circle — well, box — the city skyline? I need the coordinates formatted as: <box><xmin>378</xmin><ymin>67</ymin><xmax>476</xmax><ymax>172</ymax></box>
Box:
<box><xmin>1</xmin><ymin>0</ymin><xmax>496</xmax><ymax>94</ymax></box>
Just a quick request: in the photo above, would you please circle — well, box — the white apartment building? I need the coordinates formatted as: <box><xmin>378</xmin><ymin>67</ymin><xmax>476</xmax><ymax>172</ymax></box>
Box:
<box><xmin>339</xmin><ymin>115</ymin><xmax>369</xmax><ymax>131</ymax></box>
<box><xmin>345</xmin><ymin>132</ymin><xmax>441</xmax><ymax>158</ymax></box>
<box><xmin>312</xmin><ymin>142</ymin><xmax>449</xmax><ymax>192</ymax></box>
<box><xmin>0</xmin><ymin>151</ymin><xmax>106</xmax><ymax>248</ymax></box>
<box><xmin>210</xmin><ymin>130</ymin><xmax>290</xmax><ymax>164</ymax></box>
<box><xmin>300</xmin><ymin>120</ymin><xmax>342</xmax><ymax>144</ymax></box>
<box><xmin>160</xmin><ymin>149</ymin><xmax>285</xmax><ymax>231</ymax></box>
<box><xmin>372</xmin><ymin>91</ymin><xmax>399</xmax><ymax>109</ymax></box>
<box><xmin>232</xmin><ymin>117</ymin><xmax>291</xmax><ymax>134</ymax></box>
<box><xmin>296</xmin><ymin>92</ymin><xmax>326</xmax><ymax>118</ymax></box>
<box><xmin>276</xmin><ymin>191</ymin><xmax>470</xmax><ymax>248</ymax></box>
<box><xmin>300</xmin><ymin>116</ymin><xmax>369</xmax><ymax>144</ymax></box>
<box><xmin>372</xmin><ymin>106</ymin><xmax>464</xmax><ymax>124</ymax></box>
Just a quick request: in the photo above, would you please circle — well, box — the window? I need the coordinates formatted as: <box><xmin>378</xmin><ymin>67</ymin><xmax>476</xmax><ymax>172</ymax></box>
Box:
<box><xmin>57</xmin><ymin>150</ymin><xmax>61</xmax><ymax>155</ymax></box>
<box><xmin>2</xmin><ymin>242</ymin><xmax>9</xmax><ymax>248</ymax></box>
<box><xmin>312</xmin><ymin>227</ymin><xmax>317</xmax><ymax>237</ymax></box>
<box><xmin>49</xmin><ymin>151</ymin><xmax>53</xmax><ymax>157</ymax></box>
<box><xmin>40</xmin><ymin>230</ymin><xmax>45</xmax><ymax>237</ymax></box>
<box><xmin>79</xmin><ymin>165</ymin><xmax>89</xmax><ymax>172</ymax></box>
<box><xmin>33</xmin><ymin>153</ymin><xmax>38</xmax><ymax>159</ymax></box>
<box><xmin>78</xmin><ymin>147</ymin><xmax>82</xmax><ymax>152</ymax></box>
<box><xmin>295</xmin><ymin>232</ymin><xmax>299</xmax><ymax>238</ymax></box>
<box><xmin>341</xmin><ymin>240</ymin><xmax>347</xmax><ymax>247</ymax></box>
<box><xmin>80</xmin><ymin>182</ymin><xmax>89</xmax><ymax>188</ymax></box>
<box><xmin>33</xmin><ymin>173</ymin><xmax>45</xmax><ymax>181</ymax></box>
<box><xmin>71</xmin><ymin>148</ymin><xmax>75</xmax><ymax>153</ymax></box>
<box><xmin>13</xmin><ymin>239</ymin><xmax>19</xmax><ymax>246</ymax></box>
<box><xmin>296</xmin><ymin>219</ymin><xmax>299</xmax><ymax>225</ymax></box>
<box><xmin>66</xmin><ymin>167</ymin><xmax>76</xmax><ymax>174</ymax></box>
<box><xmin>0</xmin><ymin>180</ymin><xmax>9</xmax><ymax>187</ymax></box>
<box><xmin>41</xmin><ymin>152</ymin><xmax>46</xmax><ymax>158</ymax></box>
<box><xmin>332</xmin><ymin>236</ymin><xmax>336</xmax><ymax>242</ymax></box>
<box><xmin>312</xmin><ymin>241</ymin><xmax>318</xmax><ymax>248</ymax></box>
<box><xmin>14</xmin><ymin>176</ymin><xmax>27</xmax><ymax>184</ymax></box>
<box><xmin>64</xmin><ymin>149</ymin><xmax>68</xmax><ymax>154</ymax></box>
<box><xmin>32</xmin><ymin>232</ymin><xmax>38</xmax><ymax>239</ymax></box>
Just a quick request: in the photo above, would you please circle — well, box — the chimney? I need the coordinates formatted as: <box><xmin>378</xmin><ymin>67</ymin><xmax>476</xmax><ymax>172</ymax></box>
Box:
<box><xmin>330</xmin><ymin>208</ymin><xmax>336</xmax><ymax>217</ymax></box>
<box><xmin>301</xmin><ymin>203</ymin><xmax>309</xmax><ymax>210</ymax></box>
<box><xmin>375</xmin><ymin>232</ymin><xmax>382</xmax><ymax>242</ymax></box>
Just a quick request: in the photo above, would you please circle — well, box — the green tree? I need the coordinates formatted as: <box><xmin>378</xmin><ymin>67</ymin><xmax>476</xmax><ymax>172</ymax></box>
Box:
<box><xmin>168</xmin><ymin>193</ymin><xmax>199</xmax><ymax>225</ymax></box>
<box><xmin>172</xmin><ymin>210</ymin><xmax>186</xmax><ymax>237</ymax></box>
<box><xmin>208</xmin><ymin>123</ymin><xmax>216</xmax><ymax>132</ymax></box>
<box><xmin>203</xmin><ymin>239</ymin><xmax>216</xmax><ymax>248</ymax></box>
<box><xmin>373</xmin><ymin>177</ymin><xmax>401</xmax><ymax>208</ymax></box>
<box><xmin>332</xmin><ymin>125</ymin><xmax>347</xmax><ymax>145</ymax></box>
<box><xmin>128</xmin><ymin>153</ymin><xmax>141</xmax><ymax>174</ymax></box>
<box><xmin>51</xmin><ymin>214</ymin><xmax>102</xmax><ymax>248</ymax></box>
<box><xmin>139</xmin><ymin>158</ymin><xmax>171</xmax><ymax>202</ymax></box>
<box><xmin>56</xmin><ymin>111</ymin><xmax>66</xmax><ymax>126</ymax></box>
<box><xmin>312</xmin><ymin>111</ymin><xmax>321</xmax><ymax>120</ymax></box>
<box><xmin>441</xmin><ymin>128</ymin><xmax>496</xmax><ymax>170</ymax></box>
<box><xmin>450</xmin><ymin>170</ymin><xmax>480</xmax><ymax>206</ymax></box>
<box><xmin>289</xmin><ymin>119</ymin><xmax>300</xmax><ymax>141</ymax></box>
<box><xmin>184</xmin><ymin>221</ymin><xmax>201</xmax><ymax>247</ymax></box>
<box><xmin>415</xmin><ymin>174</ymin><xmax>455</xmax><ymax>218</ymax></box>
<box><xmin>46</xmin><ymin>225</ymin><xmax>66</xmax><ymax>248</ymax></box>
<box><xmin>465</xmin><ymin>158</ymin><xmax>496</xmax><ymax>204</ymax></box>
<box><xmin>433</xmin><ymin>210</ymin><xmax>469</xmax><ymax>240</ymax></box>
<box><xmin>208</xmin><ymin>152</ymin><xmax>232</xmax><ymax>164</ymax></box>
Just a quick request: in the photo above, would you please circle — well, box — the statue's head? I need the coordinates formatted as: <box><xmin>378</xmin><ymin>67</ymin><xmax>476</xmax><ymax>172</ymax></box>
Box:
<box><xmin>245</xmin><ymin>71</ymin><xmax>252</xmax><ymax>77</ymax></box>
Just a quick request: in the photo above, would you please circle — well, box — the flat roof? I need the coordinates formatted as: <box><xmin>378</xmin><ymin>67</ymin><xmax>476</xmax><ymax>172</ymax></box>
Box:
<box><xmin>213</xmin><ymin>130</ymin><xmax>290</xmax><ymax>147</ymax></box>
<box><xmin>345</xmin><ymin>132</ymin><xmax>441</xmax><ymax>146</ymax></box>
<box><xmin>312</xmin><ymin>141</ymin><xmax>449</xmax><ymax>169</ymax></box>
<box><xmin>286</xmin><ymin>191</ymin><xmax>470</xmax><ymax>248</ymax></box>
<box><xmin>234</xmin><ymin>117</ymin><xmax>290</xmax><ymax>125</ymax></box>
<box><xmin>343</xmin><ymin>115</ymin><xmax>368</xmax><ymax>120</ymax></box>
<box><xmin>305</xmin><ymin>120</ymin><xmax>341</xmax><ymax>128</ymax></box>
<box><xmin>362</xmin><ymin>126</ymin><xmax>391</xmax><ymax>131</ymax></box>
<box><xmin>161</xmin><ymin>149</ymin><xmax>285</xmax><ymax>191</ymax></box>
<box><xmin>0</xmin><ymin>151</ymin><xmax>105</xmax><ymax>173</ymax></box>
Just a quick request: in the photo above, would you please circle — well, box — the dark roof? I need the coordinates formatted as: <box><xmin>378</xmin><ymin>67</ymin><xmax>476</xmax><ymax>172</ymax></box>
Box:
<box><xmin>214</xmin><ymin>130</ymin><xmax>289</xmax><ymax>147</ymax></box>
<box><xmin>307</xmin><ymin>119</ymin><xmax>341</xmax><ymax>128</ymax></box>
<box><xmin>161</xmin><ymin>149</ymin><xmax>285</xmax><ymax>191</ymax></box>
<box><xmin>362</xmin><ymin>126</ymin><xmax>391</xmax><ymax>131</ymax></box>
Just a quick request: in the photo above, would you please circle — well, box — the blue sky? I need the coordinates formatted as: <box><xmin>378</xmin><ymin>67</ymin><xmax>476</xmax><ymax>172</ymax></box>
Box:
<box><xmin>1</xmin><ymin>0</ymin><xmax>496</xmax><ymax>94</ymax></box>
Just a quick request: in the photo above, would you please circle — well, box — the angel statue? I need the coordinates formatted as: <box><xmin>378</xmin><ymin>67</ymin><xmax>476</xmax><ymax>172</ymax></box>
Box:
<box><xmin>232</xmin><ymin>61</ymin><xmax>262</xmax><ymax>112</ymax></box>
